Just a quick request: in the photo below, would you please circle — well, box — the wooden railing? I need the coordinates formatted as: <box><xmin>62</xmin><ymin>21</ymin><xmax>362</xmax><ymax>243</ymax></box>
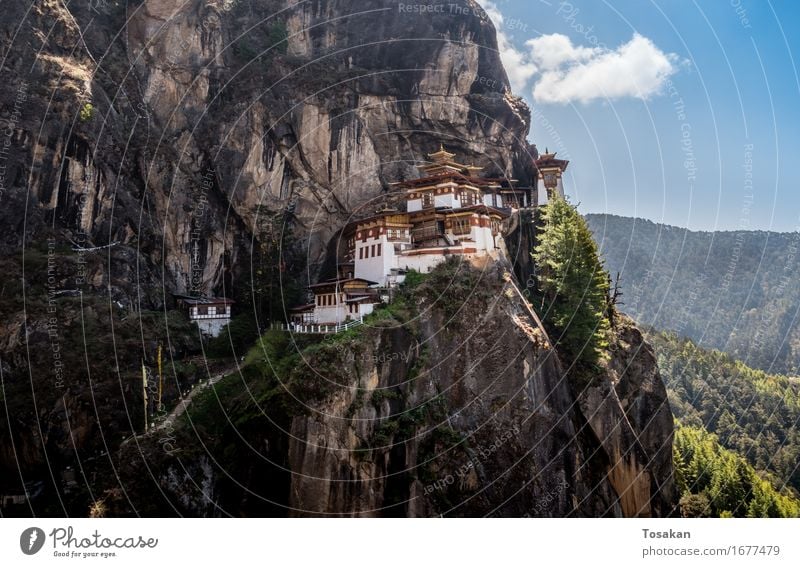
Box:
<box><xmin>273</xmin><ymin>316</ymin><xmax>364</xmax><ymax>335</ymax></box>
<box><xmin>412</xmin><ymin>227</ymin><xmax>443</xmax><ymax>242</ymax></box>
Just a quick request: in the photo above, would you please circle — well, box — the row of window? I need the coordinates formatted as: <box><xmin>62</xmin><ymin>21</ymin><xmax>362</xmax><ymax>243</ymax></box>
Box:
<box><xmin>316</xmin><ymin>293</ymin><xmax>343</xmax><ymax>307</ymax></box>
<box><xmin>460</xmin><ymin>191</ymin><xmax>481</xmax><ymax>206</ymax></box>
<box><xmin>420</xmin><ymin>191</ymin><xmax>483</xmax><ymax>207</ymax></box>
<box><xmin>359</xmin><ymin>243</ymin><xmax>382</xmax><ymax>259</ymax></box>
<box><xmin>192</xmin><ymin>305</ymin><xmax>230</xmax><ymax>316</ymax></box>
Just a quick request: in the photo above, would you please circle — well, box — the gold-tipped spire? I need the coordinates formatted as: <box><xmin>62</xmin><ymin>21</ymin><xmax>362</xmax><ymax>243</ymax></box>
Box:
<box><xmin>428</xmin><ymin>144</ymin><xmax>457</xmax><ymax>163</ymax></box>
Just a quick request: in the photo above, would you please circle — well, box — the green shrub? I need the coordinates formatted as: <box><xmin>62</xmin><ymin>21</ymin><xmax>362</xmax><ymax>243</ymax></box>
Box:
<box><xmin>79</xmin><ymin>102</ymin><xmax>95</xmax><ymax>122</ymax></box>
<box><xmin>370</xmin><ymin>388</ymin><xmax>399</xmax><ymax>407</ymax></box>
<box><xmin>402</xmin><ymin>269</ymin><xmax>426</xmax><ymax>290</ymax></box>
<box><xmin>266</xmin><ymin>22</ymin><xmax>288</xmax><ymax>54</ymax></box>
<box><xmin>205</xmin><ymin>313</ymin><xmax>259</xmax><ymax>358</ymax></box>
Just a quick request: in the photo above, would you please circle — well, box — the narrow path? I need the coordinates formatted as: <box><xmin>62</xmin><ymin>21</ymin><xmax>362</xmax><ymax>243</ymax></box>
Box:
<box><xmin>122</xmin><ymin>363</ymin><xmax>237</xmax><ymax>445</ymax></box>
<box><xmin>502</xmin><ymin>271</ymin><xmax>553</xmax><ymax>348</ymax></box>
<box><xmin>150</xmin><ymin>366</ymin><xmax>234</xmax><ymax>433</ymax></box>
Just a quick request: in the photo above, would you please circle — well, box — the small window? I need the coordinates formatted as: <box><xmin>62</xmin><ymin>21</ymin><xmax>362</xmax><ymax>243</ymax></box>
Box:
<box><xmin>377</xmin><ymin>243</ymin><xmax>382</xmax><ymax>256</ymax></box>
<box><xmin>371</xmin><ymin>244</ymin><xmax>376</xmax><ymax>257</ymax></box>
<box><xmin>422</xmin><ymin>193</ymin><xmax>434</xmax><ymax>208</ymax></box>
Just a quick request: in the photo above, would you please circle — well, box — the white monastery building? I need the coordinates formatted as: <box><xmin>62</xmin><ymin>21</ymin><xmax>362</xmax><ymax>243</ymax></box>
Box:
<box><xmin>175</xmin><ymin>295</ymin><xmax>235</xmax><ymax>337</ymax></box>
<box><xmin>291</xmin><ymin>146</ymin><xmax>568</xmax><ymax>326</ymax></box>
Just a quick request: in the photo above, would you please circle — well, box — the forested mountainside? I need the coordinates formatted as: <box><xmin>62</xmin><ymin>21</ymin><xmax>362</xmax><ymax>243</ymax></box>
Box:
<box><xmin>673</xmin><ymin>425</ymin><xmax>799</xmax><ymax>517</ymax></box>
<box><xmin>586</xmin><ymin>214</ymin><xmax>800</xmax><ymax>376</ymax></box>
<box><xmin>648</xmin><ymin>331</ymin><xmax>800</xmax><ymax>517</ymax></box>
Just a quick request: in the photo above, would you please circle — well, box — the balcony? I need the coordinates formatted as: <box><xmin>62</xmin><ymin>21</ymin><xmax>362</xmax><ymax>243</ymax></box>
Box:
<box><xmin>411</xmin><ymin>227</ymin><xmax>443</xmax><ymax>243</ymax></box>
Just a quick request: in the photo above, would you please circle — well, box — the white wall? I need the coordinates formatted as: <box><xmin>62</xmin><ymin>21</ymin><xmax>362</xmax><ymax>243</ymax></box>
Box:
<box><xmin>469</xmin><ymin>224</ymin><xmax>495</xmax><ymax>252</ymax></box>
<box><xmin>354</xmin><ymin>235</ymin><xmax>397</xmax><ymax>286</ymax></box>
<box><xmin>398</xmin><ymin>252</ymin><xmax>448</xmax><ymax>275</ymax></box>
<box><xmin>434</xmin><ymin>193</ymin><xmax>458</xmax><ymax>209</ymax></box>
<box><xmin>408</xmin><ymin>191</ymin><xmax>460</xmax><ymax>211</ymax></box>
<box><xmin>196</xmin><ymin>318</ymin><xmax>230</xmax><ymax>338</ymax></box>
<box><xmin>537</xmin><ymin>177</ymin><xmax>564</xmax><ymax>202</ymax></box>
<box><xmin>314</xmin><ymin>303</ymin><xmax>347</xmax><ymax>324</ymax></box>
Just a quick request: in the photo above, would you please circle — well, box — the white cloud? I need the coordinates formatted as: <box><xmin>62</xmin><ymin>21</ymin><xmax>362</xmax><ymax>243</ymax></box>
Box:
<box><xmin>476</xmin><ymin>2</ymin><xmax>681</xmax><ymax>104</ymax></box>
<box><xmin>477</xmin><ymin>0</ymin><xmax>537</xmax><ymax>92</ymax></box>
<box><xmin>530</xmin><ymin>33</ymin><xmax>680</xmax><ymax>104</ymax></box>
<box><xmin>525</xmin><ymin>33</ymin><xmax>600</xmax><ymax>71</ymax></box>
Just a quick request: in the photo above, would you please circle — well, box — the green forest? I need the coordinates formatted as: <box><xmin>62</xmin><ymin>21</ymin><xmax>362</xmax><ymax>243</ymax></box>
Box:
<box><xmin>674</xmin><ymin>425</ymin><xmax>799</xmax><ymax>517</ymax></box>
<box><xmin>648</xmin><ymin>331</ymin><xmax>800</xmax><ymax>516</ymax></box>
<box><xmin>586</xmin><ymin>213</ymin><xmax>800</xmax><ymax>375</ymax></box>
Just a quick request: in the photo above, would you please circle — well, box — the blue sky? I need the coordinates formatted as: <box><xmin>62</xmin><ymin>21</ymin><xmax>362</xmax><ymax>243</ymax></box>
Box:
<box><xmin>479</xmin><ymin>0</ymin><xmax>800</xmax><ymax>231</ymax></box>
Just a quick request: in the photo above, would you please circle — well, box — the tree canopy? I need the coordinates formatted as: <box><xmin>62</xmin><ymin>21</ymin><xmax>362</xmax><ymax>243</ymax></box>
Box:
<box><xmin>651</xmin><ymin>330</ymin><xmax>800</xmax><ymax>494</ymax></box>
<box><xmin>674</xmin><ymin>424</ymin><xmax>799</xmax><ymax>517</ymax></box>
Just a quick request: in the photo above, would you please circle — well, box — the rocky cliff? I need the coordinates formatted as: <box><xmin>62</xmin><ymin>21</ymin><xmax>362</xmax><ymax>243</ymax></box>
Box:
<box><xmin>110</xmin><ymin>259</ymin><xmax>675</xmax><ymax>517</ymax></box>
<box><xmin>2</xmin><ymin>0</ymin><xmax>534</xmax><ymax>300</ymax></box>
<box><xmin>0</xmin><ymin>0</ymin><xmax>675</xmax><ymax>516</ymax></box>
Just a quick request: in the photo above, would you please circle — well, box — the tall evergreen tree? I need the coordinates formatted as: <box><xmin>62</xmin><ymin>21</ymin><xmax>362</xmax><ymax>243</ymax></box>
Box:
<box><xmin>533</xmin><ymin>197</ymin><xmax>610</xmax><ymax>366</ymax></box>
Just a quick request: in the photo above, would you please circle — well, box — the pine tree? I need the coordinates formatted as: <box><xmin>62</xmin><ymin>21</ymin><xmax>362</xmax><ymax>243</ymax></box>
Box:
<box><xmin>533</xmin><ymin>197</ymin><xmax>610</xmax><ymax>366</ymax></box>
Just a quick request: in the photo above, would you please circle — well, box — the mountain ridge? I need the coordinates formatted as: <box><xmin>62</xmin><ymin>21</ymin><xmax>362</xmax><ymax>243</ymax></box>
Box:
<box><xmin>586</xmin><ymin>212</ymin><xmax>800</xmax><ymax>376</ymax></box>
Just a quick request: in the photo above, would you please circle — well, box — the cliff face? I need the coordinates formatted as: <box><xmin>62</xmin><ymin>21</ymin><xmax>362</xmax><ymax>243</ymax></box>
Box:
<box><xmin>0</xmin><ymin>0</ymin><xmax>675</xmax><ymax>517</ymax></box>
<box><xmin>0</xmin><ymin>0</ymin><xmax>531</xmax><ymax>508</ymax></box>
<box><xmin>283</xmin><ymin>264</ymin><xmax>675</xmax><ymax>517</ymax></box>
<box><xmin>111</xmin><ymin>259</ymin><xmax>674</xmax><ymax>517</ymax></box>
<box><xmin>2</xmin><ymin>0</ymin><xmax>533</xmax><ymax>300</ymax></box>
